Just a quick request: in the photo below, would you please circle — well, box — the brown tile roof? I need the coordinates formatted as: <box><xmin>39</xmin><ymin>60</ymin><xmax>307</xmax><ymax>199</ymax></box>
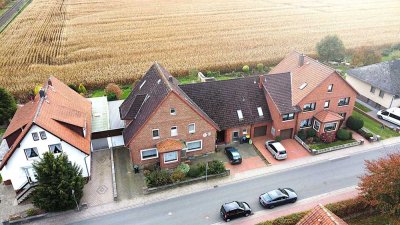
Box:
<box><xmin>1</xmin><ymin>77</ymin><xmax>92</xmax><ymax>169</ymax></box>
<box><xmin>121</xmin><ymin>63</ymin><xmax>219</xmax><ymax>146</ymax></box>
<box><xmin>156</xmin><ymin>139</ymin><xmax>185</xmax><ymax>153</ymax></box>
<box><xmin>269</xmin><ymin>51</ymin><xmax>338</xmax><ymax>106</ymax></box>
<box><xmin>314</xmin><ymin>110</ymin><xmax>344</xmax><ymax>123</ymax></box>
<box><xmin>180</xmin><ymin>76</ymin><xmax>271</xmax><ymax>130</ymax></box>
<box><xmin>296</xmin><ymin>204</ymin><xmax>348</xmax><ymax>225</ymax></box>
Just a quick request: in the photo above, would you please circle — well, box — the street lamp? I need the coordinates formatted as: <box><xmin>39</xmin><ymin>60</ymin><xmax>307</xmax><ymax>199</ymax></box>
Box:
<box><xmin>72</xmin><ymin>189</ymin><xmax>80</xmax><ymax>211</ymax></box>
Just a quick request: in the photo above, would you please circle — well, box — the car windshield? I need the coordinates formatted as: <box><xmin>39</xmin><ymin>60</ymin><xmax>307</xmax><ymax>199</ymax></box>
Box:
<box><xmin>236</xmin><ymin>201</ymin><xmax>244</xmax><ymax>208</ymax></box>
<box><xmin>279</xmin><ymin>188</ymin><xmax>288</xmax><ymax>196</ymax></box>
<box><xmin>231</xmin><ymin>151</ymin><xmax>240</xmax><ymax>159</ymax></box>
<box><xmin>262</xmin><ymin>193</ymin><xmax>273</xmax><ymax>201</ymax></box>
<box><xmin>279</xmin><ymin>150</ymin><xmax>287</xmax><ymax>154</ymax></box>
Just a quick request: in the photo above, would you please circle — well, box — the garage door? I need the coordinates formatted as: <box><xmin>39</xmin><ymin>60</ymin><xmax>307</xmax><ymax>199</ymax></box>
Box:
<box><xmin>254</xmin><ymin>126</ymin><xmax>267</xmax><ymax>137</ymax></box>
<box><xmin>280</xmin><ymin>128</ymin><xmax>293</xmax><ymax>140</ymax></box>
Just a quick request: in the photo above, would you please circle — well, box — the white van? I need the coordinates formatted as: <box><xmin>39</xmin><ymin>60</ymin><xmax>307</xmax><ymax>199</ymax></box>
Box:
<box><xmin>265</xmin><ymin>140</ymin><xmax>288</xmax><ymax>160</ymax></box>
<box><xmin>377</xmin><ymin>107</ymin><xmax>400</xmax><ymax>126</ymax></box>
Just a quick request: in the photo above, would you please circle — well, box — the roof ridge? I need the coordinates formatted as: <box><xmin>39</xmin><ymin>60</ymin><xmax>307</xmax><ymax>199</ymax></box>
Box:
<box><xmin>155</xmin><ymin>62</ymin><xmax>173</xmax><ymax>91</ymax></box>
<box><xmin>319</xmin><ymin>204</ymin><xmax>340</xmax><ymax>225</ymax></box>
<box><xmin>33</xmin><ymin>82</ymin><xmax>49</xmax><ymax>122</ymax></box>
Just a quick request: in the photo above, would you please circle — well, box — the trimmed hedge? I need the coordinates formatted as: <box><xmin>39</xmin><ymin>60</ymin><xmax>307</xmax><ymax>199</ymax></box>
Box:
<box><xmin>337</xmin><ymin>129</ymin><xmax>351</xmax><ymax>140</ymax></box>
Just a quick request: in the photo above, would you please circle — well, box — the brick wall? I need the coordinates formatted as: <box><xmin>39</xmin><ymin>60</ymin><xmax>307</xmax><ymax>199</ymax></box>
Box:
<box><xmin>264</xmin><ymin>91</ymin><xmax>296</xmax><ymax>137</ymax></box>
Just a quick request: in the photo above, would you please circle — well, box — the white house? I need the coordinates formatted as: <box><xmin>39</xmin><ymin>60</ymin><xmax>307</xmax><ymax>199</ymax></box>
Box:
<box><xmin>0</xmin><ymin>77</ymin><xmax>92</xmax><ymax>201</ymax></box>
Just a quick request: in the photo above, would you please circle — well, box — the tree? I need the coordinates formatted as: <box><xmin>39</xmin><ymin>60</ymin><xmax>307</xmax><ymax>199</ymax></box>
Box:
<box><xmin>351</xmin><ymin>47</ymin><xmax>381</xmax><ymax>66</ymax></box>
<box><xmin>358</xmin><ymin>153</ymin><xmax>400</xmax><ymax>217</ymax></box>
<box><xmin>316</xmin><ymin>35</ymin><xmax>346</xmax><ymax>62</ymax></box>
<box><xmin>105</xmin><ymin>83</ymin><xmax>122</xmax><ymax>100</ymax></box>
<box><xmin>346</xmin><ymin>116</ymin><xmax>364</xmax><ymax>130</ymax></box>
<box><xmin>32</xmin><ymin>152</ymin><xmax>85</xmax><ymax>212</ymax></box>
<box><xmin>0</xmin><ymin>88</ymin><xmax>17</xmax><ymax>125</ymax></box>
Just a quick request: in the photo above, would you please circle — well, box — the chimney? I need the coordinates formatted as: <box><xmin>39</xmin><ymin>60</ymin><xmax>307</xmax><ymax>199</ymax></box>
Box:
<box><xmin>299</xmin><ymin>53</ymin><xmax>305</xmax><ymax>67</ymax></box>
<box><xmin>39</xmin><ymin>88</ymin><xmax>46</xmax><ymax>98</ymax></box>
<box><xmin>258</xmin><ymin>76</ymin><xmax>263</xmax><ymax>89</ymax></box>
<box><xmin>168</xmin><ymin>76</ymin><xmax>173</xmax><ymax>82</ymax></box>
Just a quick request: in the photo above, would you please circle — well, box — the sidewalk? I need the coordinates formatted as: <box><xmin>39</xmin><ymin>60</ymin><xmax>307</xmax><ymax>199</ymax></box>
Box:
<box><xmin>29</xmin><ymin>136</ymin><xmax>400</xmax><ymax>225</ymax></box>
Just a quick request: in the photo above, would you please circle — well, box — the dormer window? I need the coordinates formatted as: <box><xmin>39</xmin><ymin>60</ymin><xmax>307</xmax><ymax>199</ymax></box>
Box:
<box><xmin>237</xmin><ymin>110</ymin><xmax>244</xmax><ymax>121</ymax></box>
<box><xmin>170</xmin><ymin>108</ymin><xmax>176</xmax><ymax>115</ymax></box>
<box><xmin>39</xmin><ymin>131</ymin><xmax>47</xmax><ymax>140</ymax></box>
<box><xmin>32</xmin><ymin>132</ymin><xmax>39</xmax><ymax>141</ymax></box>
<box><xmin>328</xmin><ymin>84</ymin><xmax>333</xmax><ymax>92</ymax></box>
<box><xmin>257</xmin><ymin>107</ymin><xmax>264</xmax><ymax>117</ymax></box>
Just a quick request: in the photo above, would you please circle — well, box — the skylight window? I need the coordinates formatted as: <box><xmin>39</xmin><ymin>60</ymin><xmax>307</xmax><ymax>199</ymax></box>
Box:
<box><xmin>237</xmin><ymin>110</ymin><xmax>244</xmax><ymax>121</ymax></box>
<box><xmin>257</xmin><ymin>107</ymin><xmax>264</xmax><ymax>117</ymax></box>
<box><xmin>139</xmin><ymin>80</ymin><xmax>146</xmax><ymax>90</ymax></box>
<box><xmin>299</xmin><ymin>82</ymin><xmax>308</xmax><ymax>90</ymax></box>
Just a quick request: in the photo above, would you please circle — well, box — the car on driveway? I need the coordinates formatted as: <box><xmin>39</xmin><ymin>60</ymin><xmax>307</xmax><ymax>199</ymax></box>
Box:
<box><xmin>265</xmin><ymin>140</ymin><xmax>287</xmax><ymax>160</ymax></box>
<box><xmin>224</xmin><ymin>147</ymin><xmax>242</xmax><ymax>164</ymax></box>
<box><xmin>220</xmin><ymin>201</ymin><xmax>252</xmax><ymax>222</ymax></box>
<box><xmin>259</xmin><ymin>188</ymin><xmax>297</xmax><ymax>209</ymax></box>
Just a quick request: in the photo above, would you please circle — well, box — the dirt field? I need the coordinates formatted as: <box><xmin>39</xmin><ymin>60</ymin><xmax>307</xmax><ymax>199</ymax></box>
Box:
<box><xmin>0</xmin><ymin>0</ymin><xmax>399</xmax><ymax>99</ymax></box>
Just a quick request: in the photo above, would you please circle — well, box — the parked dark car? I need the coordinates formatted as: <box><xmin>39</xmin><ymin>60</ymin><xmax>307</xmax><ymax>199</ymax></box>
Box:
<box><xmin>220</xmin><ymin>201</ymin><xmax>252</xmax><ymax>222</ymax></box>
<box><xmin>259</xmin><ymin>188</ymin><xmax>297</xmax><ymax>208</ymax></box>
<box><xmin>224</xmin><ymin>147</ymin><xmax>242</xmax><ymax>164</ymax></box>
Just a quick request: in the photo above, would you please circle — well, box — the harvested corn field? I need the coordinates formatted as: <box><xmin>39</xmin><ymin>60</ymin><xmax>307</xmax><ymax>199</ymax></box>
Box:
<box><xmin>0</xmin><ymin>0</ymin><xmax>399</xmax><ymax>99</ymax></box>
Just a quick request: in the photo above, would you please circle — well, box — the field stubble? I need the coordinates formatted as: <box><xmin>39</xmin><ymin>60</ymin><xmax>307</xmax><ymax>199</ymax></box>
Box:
<box><xmin>0</xmin><ymin>0</ymin><xmax>399</xmax><ymax>100</ymax></box>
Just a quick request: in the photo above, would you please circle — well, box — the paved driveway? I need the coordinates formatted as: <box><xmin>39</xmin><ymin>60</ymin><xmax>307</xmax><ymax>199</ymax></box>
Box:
<box><xmin>253</xmin><ymin>136</ymin><xmax>311</xmax><ymax>164</ymax></box>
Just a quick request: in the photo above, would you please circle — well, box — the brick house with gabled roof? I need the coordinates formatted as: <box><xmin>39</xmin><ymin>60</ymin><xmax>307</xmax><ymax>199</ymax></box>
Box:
<box><xmin>296</xmin><ymin>204</ymin><xmax>348</xmax><ymax>225</ymax></box>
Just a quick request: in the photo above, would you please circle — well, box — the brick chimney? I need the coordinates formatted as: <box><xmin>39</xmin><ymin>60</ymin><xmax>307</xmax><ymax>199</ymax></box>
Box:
<box><xmin>299</xmin><ymin>53</ymin><xmax>305</xmax><ymax>67</ymax></box>
<box><xmin>258</xmin><ymin>75</ymin><xmax>263</xmax><ymax>89</ymax></box>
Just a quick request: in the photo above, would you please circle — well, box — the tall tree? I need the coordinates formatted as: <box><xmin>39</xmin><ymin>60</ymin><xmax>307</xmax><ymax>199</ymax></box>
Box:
<box><xmin>0</xmin><ymin>88</ymin><xmax>17</xmax><ymax>125</ymax></box>
<box><xmin>32</xmin><ymin>152</ymin><xmax>86</xmax><ymax>212</ymax></box>
<box><xmin>351</xmin><ymin>47</ymin><xmax>381</xmax><ymax>66</ymax></box>
<box><xmin>316</xmin><ymin>35</ymin><xmax>346</xmax><ymax>62</ymax></box>
<box><xmin>358</xmin><ymin>153</ymin><xmax>400</xmax><ymax>217</ymax></box>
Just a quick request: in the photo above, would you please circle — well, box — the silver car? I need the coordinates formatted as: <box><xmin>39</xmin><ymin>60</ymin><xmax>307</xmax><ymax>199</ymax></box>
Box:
<box><xmin>265</xmin><ymin>140</ymin><xmax>287</xmax><ymax>160</ymax></box>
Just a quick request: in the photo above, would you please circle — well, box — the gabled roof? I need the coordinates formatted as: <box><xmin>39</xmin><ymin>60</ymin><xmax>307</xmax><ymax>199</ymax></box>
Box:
<box><xmin>263</xmin><ymin>72</ymin><xmax>300</xmax><ymax>114</ymax></box>
<box><xmin>1</xmin><ymin>77</ymin><xmax>92</xmax><ymax>169</ymax></box>
<box><xmin>314</xmin><ymin>110</ymin><xmax>343</xmax><ymax>123</ymax></box>
<box><xmin>269</xmin><ymin>51</ymin><xmax>340</xmax><ymax>105</ymax></box>
<box><xmin>347</xmin><ymin>60</ymin><xmax>400</xmax><ymax>96</ymax></box>
<box><xmin>180</xmin><ymin>76</ymin><xmax>271</xmax><ymax>130</ymax></box>
<box><xmin>296</xmin><ymin>204</ymin><xmax>348</xmax><ymax>225</ymax></box>
<box><xmin>121</xmin><ymin>63</ymin><xmax>219</xmax><ymax>145</ymax></box>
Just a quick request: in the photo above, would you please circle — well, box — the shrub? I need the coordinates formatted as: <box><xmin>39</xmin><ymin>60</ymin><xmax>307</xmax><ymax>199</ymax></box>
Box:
<box><xmin>188</xmin><ymin>68</ymin><xmax>199</xmax><ymax>77</ymax></box>
<box><xmin>358</xmin><ymin>129</ymin><xmax>373</xmax><ymax>140</ymax></box>
<box><xmin>351</xmin><ymin>47</ymin><xmax>381</xmax><ymax>66</ymax></box>
<box><xmin>306</xmin><ymin>129</ymin><xmax>316</xmax><ymax>138</ymax></box>
<box><xmin>336</xmin><ymin>129</ymin><xmax>351</xmax><ymax>140</ymax></box>
<box><xmin>314</xmin><ymin>136</ymin><xmax>321</xmax><ymax>143</ymax></box>
<box><xmin>34</xmin><ymin>84</ymin><xmax>42</xmax><ymax>95</ymax></box>
<box><xmin>346</xmin><ymin>116</ymin><xmax>364</xmax><ymax>130</ymax></box>
<box><xmin>206</xmin><ymin>71</ymin><xmax>220</xmax><ymax>77</ymax></box>
<box><xmin>26</xmin><ymin>208</ymin><xmax>41</xmax><ymax>217</ymax></box>
<box><xmin>68</xmin><ymin>84</ymin><xmax>79</xmax><ymax>93</ymax></box>
<box><xmin>325</xmin><ymin>197</ymin><xmax>372</xmax><ymax>218</ymax></box>
<box><xmin>176</xmin><ymin>163</ymin><xmax>190</xmax><ymax>174</ymax></box>
<box><xmin>0</xmin><ymin>88</ymin><xmax>17</xmax><ymax>125</ymax></box>
<box><xmin>186</xmin><ymin>165</ymin><xmax>201</xmax><ymax>178</ymax></box>
<box><xmin>171</xmin><ymin>170</ymin><xmax>185</xmax><ymax>182</ymax></box>
<box><xmin>270</xmin><ymin>211</ymin><xmax>309</xmax><ymax>225</ymax></box>
<box><xmin>256</xmin><ymin>63</ymin><xmax>264</xmax><ymax>73</ymax></box>
<box><xmin>105</xmin><ymin>83</ymin><xmax>122</xmax><ymax>99</ymax></box>
<box><xmin>316</xmin><ymin>35</ymin><xmax>346</xmax><ymax>62</ymax></box>
<box><xmin>297</xmin><ymin>130</ymin><xmax>306</xmax><ymax>141</ymax></box>
<box><xmin>242</xmin><ymin>65</ymin><xmax>250</xmax><ymax>73</ymax></box>
<box><xmin>321</xmin><ymin>132</ymin><xmax>335</xmax><ymax>143</ymax></box>
<box><xmin>78</xmin><ymin>83</ymin><xmax>87</xmax><ymax>94</ymax></box>
<box><xmin>275</xmin><ymin>136</ymin><xmax>282</xmax><ymax>142</ymax></box>
<box><xmin>197</xmin><ymin>162</ymin><xmax>207</xmax><ymax>176</ymax></box>
<box><xmin>145</xmin><ymin>170</ymin><xmax>172</xmax><ymax>188</ymax></box>
<box><xmin>208</xmin><ymin>160</ymin><xmax>225</xmax><ymax>175</ymax></box>
<box><xmin>107</xmin><ymin>92</ymin><xmax>117</xmax><ymax>101</ymax></box>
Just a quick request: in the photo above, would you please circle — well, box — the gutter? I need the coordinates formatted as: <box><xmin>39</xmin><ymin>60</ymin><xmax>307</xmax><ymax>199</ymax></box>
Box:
<box><xmin>84</xmin><ymin>154</ymin><xmax>90</xmax><ymax>180</ymax></box>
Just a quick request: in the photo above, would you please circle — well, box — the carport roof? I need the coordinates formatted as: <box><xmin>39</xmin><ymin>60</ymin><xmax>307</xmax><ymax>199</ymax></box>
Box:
<box><xmin>89</xmin><ymin>97</ymin><xmax>110</xmax><ymax>132</ymax></box>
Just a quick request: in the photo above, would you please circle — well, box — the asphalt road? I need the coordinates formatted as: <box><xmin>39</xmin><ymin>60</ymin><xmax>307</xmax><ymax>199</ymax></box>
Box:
<box><xmin>70</xmin><ymin>144</ymin><xmax>399</xmax><ymax>225</ymax></box>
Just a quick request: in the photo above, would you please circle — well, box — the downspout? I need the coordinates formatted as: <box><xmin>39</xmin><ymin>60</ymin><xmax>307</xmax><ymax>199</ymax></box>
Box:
<box><xmin>84</xmin><ymin>154</ymin><xmax>90</xmax><ymax>180</ymax></box>
<box><xmin>293</xmin><ymin>110</ymin><xmax>299</xmax><ymax>138</ymax></box>
<box><xmin>389</xmin><ymin>95</ymin><xmax>395</xmax><ymax>108</ymax></box>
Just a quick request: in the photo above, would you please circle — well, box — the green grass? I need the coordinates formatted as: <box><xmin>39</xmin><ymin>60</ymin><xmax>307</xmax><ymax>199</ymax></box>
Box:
<box><xmin>90</xmin><ymin>89</ymin><xmax>105</xmax><ymax>97</ymax></box>
<box><xmin>121</xmin><ymin>86</ymin><xmax>132</xmax><ymax>99</ymax></box>
<box><xmin>309</xmin><ymin>139</ymin><xmax>357</xmax><ymax>150</ymax></box>
<box><xmin>0</xmin><ymin>0</ymin><xmax>17</xmax><ymax>16</ymax></box>
<box><xmin>355</xmin><ymin>102</ymin><xmax>372</xmax><ymax>112</ymax></box>
<box><xmin>176</xmin><ymin>71</ymin><xmax>243</xmax><ymax>85</ymax></box>
<box><xmin>176</xmin><ymin>75</ymin><xmax>198</xmax><ymax>85</ymax></box>
<box><xmin>352</xmin><ymin>111</ymin><xmax>400</xmax><ymax>139</ymax></box>
<box><xmin>0</xmin><ymin>128</ymin><xmax>6</xmax><ymax>136</ymax></box>
<box><xmin>89</xmin><ymin>85</ymin><xmax>132</xmax><ymax>100</ymax></box>
<box><xmin>346</xmin><ymin>213</ymin><xmax>399</xmax><ymax>225</ymax></box>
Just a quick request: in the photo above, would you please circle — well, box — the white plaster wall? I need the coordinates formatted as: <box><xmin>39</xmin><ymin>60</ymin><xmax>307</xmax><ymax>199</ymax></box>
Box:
<box><xmin>1</xmin><ymin>125</ymin><xmax>90</xmax><ymax>190</ymax></box>
<box><xmin>346</xmin><ymin>76</ymin><xmax>395</xmax><ymax>108</ymax></box>
<box><xmin>110</xmin><ymin>135</ymin><xmax>124</xmax><ymax>147</ymax></box>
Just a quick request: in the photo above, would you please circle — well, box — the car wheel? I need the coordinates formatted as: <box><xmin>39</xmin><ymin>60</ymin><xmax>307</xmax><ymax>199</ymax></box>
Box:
<box><xmin>378</xmin><ymin>115</ymin><xmax>383</xmax><ymax>119</ymax></box>
<box><xmin>226</xmin><ymin>218</ymin><xmax>230</xmax><ymax>222</ymax></box>
<box><xmin>245</xmin><ymin>213</ymin><xmax>249</xmax><ymax>217</ymax></box>
<box><xmin>291</xmin><ymin>198</ymin><xmax>297</xmax><ymax>203</ymax></box>
<box><xmin>269</xmin><ymin>205</ymin><xmax>275</xmax><ymax>209</ymax></box>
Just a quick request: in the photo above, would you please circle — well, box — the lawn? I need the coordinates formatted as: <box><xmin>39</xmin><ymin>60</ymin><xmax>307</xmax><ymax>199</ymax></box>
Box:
<box><xmin>89</xmin><ymin>86</ymin><xmax>132</xmax><ymax>100</ymax></box>
<box><xmin>352</xmin><ymin>111</ymin><xmax>400</xmax><ymax>139</ymax></box>
<box><xmin>355</xmin><ymin>102</ymin><xmax>372</xmax><ymax>112</ymax></box>
<box><xmin>346</xmin><ymin>213</ymin><xmax>399</xmax><ymax>225</ymax></box>
<box><xmin>309</xmin><ymin>139</ymin><xmax>357</xmax><ymax>150</ymax></box>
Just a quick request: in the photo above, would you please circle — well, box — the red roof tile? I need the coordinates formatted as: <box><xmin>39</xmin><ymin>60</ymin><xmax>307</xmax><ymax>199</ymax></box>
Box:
<box><xmin>296</xmin><ymin>204</ymin><xmax>348</xmax><ymax>225</ymax></box>
<box><xmin>314</xmin><ymin>110</ymin><xmax>343</xmax><ymax>123</ymax></box>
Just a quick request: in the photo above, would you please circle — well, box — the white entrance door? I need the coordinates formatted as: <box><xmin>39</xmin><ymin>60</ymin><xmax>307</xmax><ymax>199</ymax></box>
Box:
<box><xmin>25</xmin><ymin>167</ymin><xmax>38</xmax><ymax>183</ymax></box>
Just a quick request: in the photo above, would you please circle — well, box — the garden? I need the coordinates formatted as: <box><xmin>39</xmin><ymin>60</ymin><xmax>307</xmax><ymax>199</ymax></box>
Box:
<box><xmin>351</xmin><ymin>111</ymin><xmax>400</xmax><ymax>140</ymax></box>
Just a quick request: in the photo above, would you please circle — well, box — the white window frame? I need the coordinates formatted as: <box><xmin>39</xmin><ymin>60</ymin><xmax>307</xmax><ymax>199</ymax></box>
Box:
<box><xmin>163</xmin><ymin>151</ymin><xmax>178</xmax><ymax>164</ymax></box>
<box><xmin>39</xmin><ymin>131</ymin><xmax>47</xmax><ymax>140</ymax></box>
<box><xmin>237</xmin><ymin>110</ymin><xmax>244</xmax><ymax>121</ymax></box>
<box><xmin>324</xmin><ymin>122</ymin><xmax>338</xmax><ymax>132</ymax></box>
<box><xmin>152</xmin><ymin>129</ymin><xmax>160</xmax><ymax>139</ymax></box>
<box><xmin>300</xmin><ymin>118</ymin><xmax>313</xmax><ymax>129</ymax></box>
<box><xmin>49</xmin><ymin>143</ymin><xmax>63</xmax><ymax>154</ymax></box>
<box><xmin>24</xmin><ymin>147</ymin><xmax>39</xmax><ymax>160</ymax></box>
<box><xmin>242</xmin><ymin>129</ymin><xmax>248</xmax><ymax>135</ymax></box>
<box><xmin>171</xmin><ymin>126</ymin><xmax>178</xmax><ymax>136</ymax></box>
<box><xmin>313</xmin><ymin>120</ymin><xmax>321</xmax><ymax>132</ymax></box>
<box><xmin>140</xmin><ymin>148</ymin><xmax>158</xmax><ymax>160</ymax></box>
<box><xmin>170</xmin><ymin>108</ymin><xmax>176</xmax><ymax>115</ymax></box>
<box><xmin>32</xmin><ymin>132</ymin><xmax>39</xmax><ymax>141</ymax></box>
<box><xmin>328</xmin><ymin>84</ymin><xmax>333</xmax><ymax>92</ymax></box>
<box><xmin>257</xmin><ymin>107</ymin><xmax>263</xmax><ymax>117</ymax></box>
<box><xmin>282</xmin><ymin>113</ymin><xmax>295</xmax><ymax>121</ymax></box>
<box><xmin>324</xmin><ymin>100</ymin><xmax>330</xmax><ymax>109</ymax></box>
<box><xmin>338</xmin><ymin>97</ymin><xmax>350</xmax><ymax>107</ymax></box>
<box><xmin>186</xmin><ymin>140</ymin><xmax>202</xmax><ymax>152</ymax></box>
<box><xmin>188</xmin><ymin>123</ymin><xmax>195</xmax><ymax>134</ymax></box>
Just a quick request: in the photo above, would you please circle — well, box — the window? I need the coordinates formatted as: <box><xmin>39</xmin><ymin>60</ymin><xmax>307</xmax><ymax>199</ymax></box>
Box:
<box><xmin>328</xmin><ymin>84</ymin><xmax>333</xmax><ymax>92</ymax></box>
<box><xmin>39</xmin><ymin>131</ymin><xmax>47</xmax><ymax>140</ymax></box>
<box><xmin>141</xmin><ymin>148</ymin><xmax>158</xmax><ymax>160</ymax></box>
<box><xmin>164</xmin><ymin>151</ymin><xmax>178</xmax><ymax>163</ymax></box>
<box><xmin>370</xmin><ymin>86</ymin><xmax>376</xmax><ymax>93</ymax></box>
<box><xmin>303</xmin><ymin>103</ymin><xmax>316</xmax><ymax>112</ymax></box>
<box><xmin>24</xmin><ymin>147</ymin><xmax>39</xmax><ymax>159</ymax></box>
<box><xmin>257</xmin><ymin>107</ymin><xmax>264</xmax><ymax>117</ymax></box>
<box><xmin>237</xmin><ymin>110</ymin><xmax>243</xmax><ymax>121</ymax></box>
<box><xmin>186</xmin><ymin>140</ymin><xmax>202</xmax><ymax>152</ymax></box>
<box><xmin>324</xmin><ymin>100</ymin><xmax>330</xmax><ymax>109</ymax></box>
<box><xmin>282</xmin><ymin>113</ymin><xmax>295</xmax><ymax>121</ymax></box>
<box><xmin>188</xmin><ymin>123</ymin><xmax>195</xmax><ymax>134</ymax></box>
<box><xmin>32</xmin><ymin>132</ymin><xmax>39</xmax><ymax>141</ymax></box>
<box><xmin>313</xmin><ymin>120</ymin><xmax>321</xmax><ymax>131</ymax></box>
<box><xmin>381</xmin><ymin>110</ymin><xmax>389</xmax><ymax>116</ymax></box>
<box><xmin>49</xmin><ymin>144</ymin><xmax>62</xmax><ymax>154</ymax></box>
<box><xmin>170</xmin><ymin>108</ymin><xmax>176</xmax><ymax>115</ymax></box>
<box><xmin>324</xmin><ymin>122</ymin><xmax>337</xmax><ymax>132</ymax></box>
<box><xmin>242</xmin><ymin>129</ymin><xmax>247</xmax><ymax>135</ymax></box>
<box><xmin>152</xmin><ymin>129</ymin><xmax>160</xmax><ymax>139</ymax></box>
<box><xmin>389</xmin><ymin>113</ymin><xmax>400</xmax><ymax>121</ymax></box>
<box><xmin>300</xmin><ymin>118</ymin><xmax>313</xmax><ymax>128</ymax></box>
<box><xmin>171</xmin><ymin>126</ymin><xmax>178</xmax><ymax>136</ymax></box>
<box><xmin>338</xmin><ymin>112</ymin><xmax>346</xmax><ymax>119</ymax></box>
<box><xmin>379</xmin><ymin>90</ymin><xmax>384</xmax><ymax>98</ymax></box>
<box><xmin>338</xmin><ymin>97</ymin><xmax>350</xmax><ymax>106</ymax></box>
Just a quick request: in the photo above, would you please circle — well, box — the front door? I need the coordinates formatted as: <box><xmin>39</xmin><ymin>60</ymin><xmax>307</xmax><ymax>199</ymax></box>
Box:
<box><xmin>254</xmin><ymin>126</ymin><xmax>267</xmax><ymax>137</ymax></box>
<box><xmin>25</xmin><ymin>167</ymin><xmax>37</xmax><ymax>183</ymax></box>
<box><xmin>232</xmin><ymin>131</ymin><xmax>240</xmax><ymax>142</ymax></box>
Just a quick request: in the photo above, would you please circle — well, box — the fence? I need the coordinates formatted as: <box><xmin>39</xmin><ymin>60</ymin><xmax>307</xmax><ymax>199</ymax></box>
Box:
<box><xmin>294</xmin><ymin>135</ymin><xmax>362</xmax><ymax>155</ymax></box>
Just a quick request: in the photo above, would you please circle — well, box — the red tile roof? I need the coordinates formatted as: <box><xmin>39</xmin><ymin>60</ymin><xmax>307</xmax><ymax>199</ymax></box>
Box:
<box><xmin>314</xmin><ymin>110</ymin><xmax>343</xmax><ymax>123</ymax></box>
<box><xmin>156</xmin><ymin>139</ymin><xmax>185</xmax><ymax>153</ymax></box>
<box><xmin>0</xmin><ymin>77</ymin><xmax>92</xmax><ymax>169</ymax></box>
<box><xmin>296</xmin><ymin>204</ymin><xmax>348</xmax><ymax>225</ymax></box>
